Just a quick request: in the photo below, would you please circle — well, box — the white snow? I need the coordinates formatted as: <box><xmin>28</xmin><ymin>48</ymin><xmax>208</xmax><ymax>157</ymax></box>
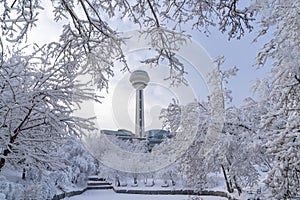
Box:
<box><xmin>65</xmin><ymin>190</ymin><xmax>227</xmax><ymax>200</ymax></box>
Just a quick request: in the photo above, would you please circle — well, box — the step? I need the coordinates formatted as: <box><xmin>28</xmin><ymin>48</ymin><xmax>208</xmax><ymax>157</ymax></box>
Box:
<box><xmin>88</xmin><ymin>176</ymin><xmax>106</xmax><ymax>182</ymax></box>
<box><xmin>87</xmin><ymin>181</ymin><xmax>112</xmax><ymax>186</ymax></box>
<box><xmin>87</xmin><ymin>185</ymin><xmax>113</xmax><ymax>190</ymax></box>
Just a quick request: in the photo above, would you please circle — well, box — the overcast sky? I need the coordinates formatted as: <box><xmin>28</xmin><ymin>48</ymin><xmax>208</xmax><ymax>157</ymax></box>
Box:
<box><xmin>26</xmin><ymin>2</ymin><xmax>271</xmax><ymax>133</ymax></box>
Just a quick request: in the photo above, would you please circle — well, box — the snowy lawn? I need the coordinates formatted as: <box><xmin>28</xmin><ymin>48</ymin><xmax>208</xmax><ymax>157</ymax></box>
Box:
<box><xmin>65</xmin><ymin>190</ymin><xmax>227</xmax><ymax>200</ymax></box>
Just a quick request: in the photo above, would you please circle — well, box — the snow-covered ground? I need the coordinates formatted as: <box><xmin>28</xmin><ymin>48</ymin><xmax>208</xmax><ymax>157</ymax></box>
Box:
<box><xmin>65</xmin><ymin>190</ymin><xmax>227</xmax><ymax>200</ymax></box>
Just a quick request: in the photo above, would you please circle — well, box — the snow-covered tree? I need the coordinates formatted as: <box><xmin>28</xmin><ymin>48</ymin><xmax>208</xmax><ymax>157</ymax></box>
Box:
<box><xmin>0</xmin><ymin>46</ymin><xmax>98</xmax><ymax>173</ymax></box>
<box><xmin>250</xmin><ymin>1</ymin><xmax>300</xmax><ymax>198</ymax></box>
<box><xmin>161</xmin><ymin>67</ymin><xmax>267</xmax><ymax>195</ymax></box>
<box><xmin>0</xmin><ymin>0</ymin><xmax>255</xmax><ymax>87</ymax></box>
<box><xmin>218</xmin><ymin>103</ymin><xmax>266</xmax><ymax>194</ymax></box>
<box><xmin>178</xmin><ymin>103</ymin><xmax>209</xmax><ymax>190</ymax></box>
<box><xmin>199</xmin><ymin>100</ymin><xmax>266</xmax><ymax>195</ymax></box>
<box><xmin>159</xmin><ymin>99</ymin><xmax>182</xmax><ymax>133</ymax></box>
<box><xmin>159</xmin><ymin>100</ymin><xmax>209</xmax><ymax>189</ymax></box>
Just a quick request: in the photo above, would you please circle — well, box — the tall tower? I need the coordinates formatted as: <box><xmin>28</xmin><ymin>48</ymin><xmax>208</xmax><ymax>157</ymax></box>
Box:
<box><xmin>129</xmin><ymin>70</ymin><xmax>150</xmax><ymax>138</ymax></box>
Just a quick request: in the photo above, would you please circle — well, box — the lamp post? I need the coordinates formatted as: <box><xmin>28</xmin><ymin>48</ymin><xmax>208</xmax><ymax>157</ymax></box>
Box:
<box><xmin>129</xmin><ymin>70</ymin><xmax>150</xmax><ymax>138</ymax></box>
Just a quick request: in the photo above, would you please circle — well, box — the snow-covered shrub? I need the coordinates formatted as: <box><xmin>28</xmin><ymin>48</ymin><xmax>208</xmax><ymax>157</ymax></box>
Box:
<box><xmin>26</xmin><ymin>169</ymin><xmax>42</xmax><ymax>182</ymax></box>
<box><xmin>58</xmin><ymin>137</ymin><xmax>98</xmax><ymax>187</ymax></box>
<box><xmin>0</xmin><ymin>136</ymin><xmax>99</xmax><ymax>199</ymax></box>
<box><xmin>0</xmin><ymin>193</ymin><xmax>5</xmax><ymax>200</ymax></box>
<box><xmin>21</xmin><ymin>184</ymin><xmax>44</xmax><ymax>200</ymax></box>
<box><xmin>107</xmin><ymin>136</ymin><xmax>149</xmax><ymax>153</ymax></box>
<box><xmin>153</xmin><ymin>162</ymin><xmax>181</xmax><ymax>186</ymax></box>
<box><xmin>0</xmin><ymin>176</ymin><xmax>24</xmax><ymax>199</ymax></box>
<box><xmin>76</xmin><ymin>173</ymin><xmax>88</xmax><ymax>187</ymax></box>
<box><xmin>23</xmin><ymin>169</ymin><xmax>58</xmax><ymax>199</ymax></box>
<box><xmin>50</xmin><ymin>170</ymin><xmax>70</xmax><ymax>190</ymax></box>
<box><xmin>4</xmin><ymin>181</ymin><xmax>52</xmax><ymax>200</ymax></box>
<box><xmin>205</xmin><ymin>173</ymin><xmax>225</xmax><ymax>189</ymax></box>
<box><xmin>0</xmin><ymin>176</ymin><xmax>9</xmax><ymax>198</ymax></box>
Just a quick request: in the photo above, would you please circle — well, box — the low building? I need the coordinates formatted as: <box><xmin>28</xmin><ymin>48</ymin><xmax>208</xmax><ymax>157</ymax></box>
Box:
<box><xmin>101</xmin><ymin>129</ymin><xmax>171</xmax><ymax>149</ymax></box>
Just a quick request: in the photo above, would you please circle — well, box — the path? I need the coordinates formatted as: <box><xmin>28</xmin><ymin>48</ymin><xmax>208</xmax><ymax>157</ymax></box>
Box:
<box><xmin>65</xmin><ymin>190</ymin><xmax>227</xmax><ymax>200</ymax></box>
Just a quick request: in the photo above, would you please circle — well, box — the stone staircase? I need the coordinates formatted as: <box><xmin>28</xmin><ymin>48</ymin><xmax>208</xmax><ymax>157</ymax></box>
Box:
<box><xmin>87</xmin><ymin>176</ymin><xmax>113</xmax><ymax>190</ymax></box>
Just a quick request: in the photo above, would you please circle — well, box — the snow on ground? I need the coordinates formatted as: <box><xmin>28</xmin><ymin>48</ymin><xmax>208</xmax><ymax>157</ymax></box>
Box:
<box><xmin>65</xmin><ymin>190</ymin><xmax>227</xmax><ymax>200</ymax></box>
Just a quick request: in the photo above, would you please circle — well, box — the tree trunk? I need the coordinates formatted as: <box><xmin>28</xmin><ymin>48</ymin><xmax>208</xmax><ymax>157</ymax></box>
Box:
<box><xmin>221</xmin><ymin>164</ymin><xmax>233</xmax><ymax>193</ymax></box>
<box><xmin>233</xmin><ymin>175</ymin><xmax>242</xmax><ymax>195</ymax></box>
<box><xmin>0</xmin><ymin>149</ymin><xmax>9</xmax><ymax>171</ymax></box>
<box><xmin>0</xmin><ymin>107</ymin><xmax>34</xmax><ymax>171</ymax></box>
<box><xmin>115</xmin><ymin>176</ymin><xmax>120</xmax><ymax>187</ymax></box>
<box><xmin>0</xmin><ymin>158</ymin><xmax>5</xmax><ymax>171</ymax></box>
<box><xmin>22</xmin><ymin>168</ymin><xmax>26</xmax><ymax>180</ymax></box>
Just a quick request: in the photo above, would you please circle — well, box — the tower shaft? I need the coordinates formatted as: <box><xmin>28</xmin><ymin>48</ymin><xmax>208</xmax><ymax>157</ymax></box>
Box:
<box><xmin>135</xmin><ymin>89</ymin><xmax>145</xmax><ymax>137</ymax></box>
